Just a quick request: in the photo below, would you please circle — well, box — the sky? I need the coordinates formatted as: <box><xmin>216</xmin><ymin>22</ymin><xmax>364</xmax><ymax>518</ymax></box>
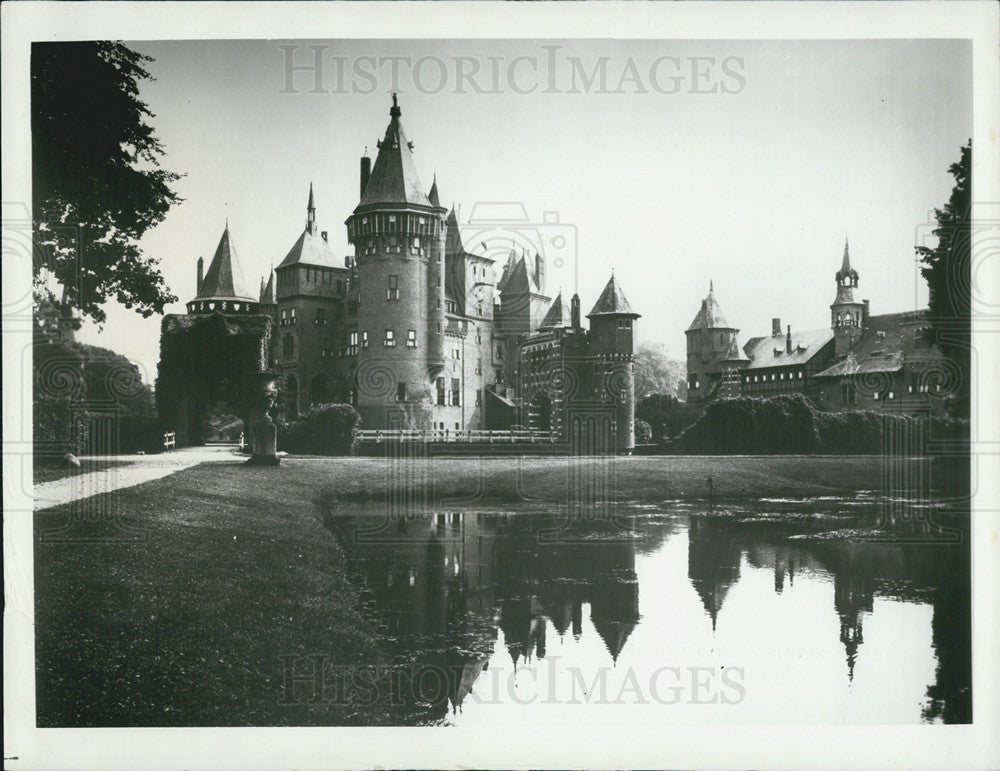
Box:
<box><xmin>74</xmin><ymin>38</ymin><xmax>971</xmax><ymax>382</ymax></box>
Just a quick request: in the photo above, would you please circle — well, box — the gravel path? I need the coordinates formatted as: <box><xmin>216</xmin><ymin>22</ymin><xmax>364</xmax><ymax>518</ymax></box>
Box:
<box><xmin>33</xmin><ymin>445</ymin><xmax>246</xmax><ymax>511</ymax></box>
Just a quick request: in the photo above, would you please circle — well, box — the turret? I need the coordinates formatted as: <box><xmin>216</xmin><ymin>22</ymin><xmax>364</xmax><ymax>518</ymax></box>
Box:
<box><xmin>830</xmin><ymin>238</ymin><xmax>865</xmax><ymax>358</ymax></box>
<box><xmin>685</xmin><ymin>281</ymin><xmax>747</xmax><ymax>401</ymax></box>
<box><xmin>588</xmin><ymin>274</ymin><xmax>640</xmax><ymax>454</ymax></box>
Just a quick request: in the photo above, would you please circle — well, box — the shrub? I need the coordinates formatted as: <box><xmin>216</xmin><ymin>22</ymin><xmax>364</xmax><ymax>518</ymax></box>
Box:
<box><xmin>674</xmin><ymin>393</ymin><xmax>970</xmax><ymax>455</ymax></box>
<box><xmin>634</xmin><ymin>419</ymin><xmax>653</xmax><ymax>444</ymax></box>
<box><xmin>281</xmin><ymin>403</ymin><xmax>360</xmax><ymax>456</ymax></box>
<box><xmin>636</xmin><ymin>393</ymin><xmax>703</xmax><ymax>441</ymax></box>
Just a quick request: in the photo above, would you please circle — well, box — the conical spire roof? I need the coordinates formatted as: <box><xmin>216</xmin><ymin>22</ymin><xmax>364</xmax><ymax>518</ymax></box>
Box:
<box><xmin>355</xmin><ymin>94</ymin><xmax>431</xmax><ymax>210</ymax></box>
<box><xmin>259</xmin><ymin>270</ymin><xmax>276</xmax><ymax>305</ymax></box>
<box><xmin>195</xmin><ymin>225</ymin><xmax>255</xmax><ymax>302</ymax></box>
<box><xmin>588</xmin><ymin>274</ymin><xmax>639</xmax><ymax>318</ymax></box>
<box><xmin>539</xmin><ymin>292</ymin><xmax>573</xmax><ymax>329</ymax></box>
<box><xmin>428</xmin><ymin>174</ymin><xmax>440</xmax><ymax>208</ymax></box>
<box><xmin>687</xmin><ymin>283</ymin><xmax>733</xmax><ymax>331</ymax></box>
<box><xmin>278</xmin><ymin>188</ymin><xmax>341</xmax><ymax>269</ymax></box>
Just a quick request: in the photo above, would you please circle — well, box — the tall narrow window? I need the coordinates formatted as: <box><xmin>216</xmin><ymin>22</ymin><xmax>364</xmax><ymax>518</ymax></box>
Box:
<box><xmin>315</xmin><ymin>307</ymin><xmax>326</xmax><ymax>326</ymax></box>
<box><xmin>396</xmin><ymin>382</ymin><xmax>406</xmax><ymax>402</ymax></box>
<box><xmin>451</xmin><ymin>378</ymin><xmax>461</xmax><ymax>407</ymax></box>
<box><xmin>406</xmin><ymin>329</ymin><xmax>417</xmax><ymax>348</ymax></box>
<box><xmin>384</xmin><ymin>329</ymin><xmax>395</xmax><ymax>347</ymax></box>
<box><xmin>387</xmin><ymin>275</ymin><xmax>399</xmax><ymax>300</ymax></box>
<box><xmin>349</xmin><ymin>331</ymin><xmax>358</xmax><ymax>356</ymax></box>
<box><xmin>361</xmin><ymin>331</ymin><xmax>369</xmax><ymax>349</ymax></box>
<box><xmin>436</xmin><ymin>377</ymin><xmax>446</xmax><ymax>406</ymax></box>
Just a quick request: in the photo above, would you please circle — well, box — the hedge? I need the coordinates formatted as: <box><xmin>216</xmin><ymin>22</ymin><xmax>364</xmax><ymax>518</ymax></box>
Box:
<box><xmin>277</xmin><ymin>403</ymin><xmax>360</xmax><ymax>456</ymax></box>
<box><xmin>674</xmin><ymin>394</ymin><xmax>968</xmax><ymax>455</ymax></box>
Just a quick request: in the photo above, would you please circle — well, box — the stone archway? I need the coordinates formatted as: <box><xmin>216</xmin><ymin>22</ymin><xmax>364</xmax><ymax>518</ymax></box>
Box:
<box><xmin>156</xmin><ymin>313</ymin><xmax>274</xmax><ymax>447</ymax></box>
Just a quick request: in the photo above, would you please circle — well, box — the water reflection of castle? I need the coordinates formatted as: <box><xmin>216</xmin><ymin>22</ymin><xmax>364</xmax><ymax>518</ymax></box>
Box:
<box><xmin>328</xmin><ymin>512</ymin><xmax>642</xmax><ymax>719</ymax></box>
<box><xmin>686</xmin><ymin>513</ymin><xmax>970</xmax><ymax>721</ymax></box>
<box><xmin>328</xmin><ymin>508</ymin><xmax>968</xmax><ymax>724</ymax></box>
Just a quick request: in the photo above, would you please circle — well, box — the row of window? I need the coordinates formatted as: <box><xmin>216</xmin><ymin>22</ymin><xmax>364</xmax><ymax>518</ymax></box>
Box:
<box><xmin>746</xmin><ymin>371</ymin><xmax>805</xmax><ymax>384</ymax></box>
<box><xmin>277</xmin><ymin>267</ymin><xmax>345</xmax><ymax>291</ymax></box>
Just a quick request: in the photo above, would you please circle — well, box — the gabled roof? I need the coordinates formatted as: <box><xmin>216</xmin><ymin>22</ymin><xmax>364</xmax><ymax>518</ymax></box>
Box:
<box><xmin>743</xmin><ymin>327</ymin><xmax>834</xmax><ymax>370</ymax></box>
<box><xmin>355</xmin><ymin>95</ymin><xmax>432</xmax><ymax>210</ymax></box>
<box><xmin>277</xmin><ymin>230</ymin><xmax>342</xmax><ymax>270</ymax></box>
<box><xmin>195</xmin><ymin>225</ymin><xmax>256</xmax><ymax>302</ymax></box>
<box><xmin>588</xmin><ymin>274</ymin><xmax>639</xmax><ymax>318</ymax></box>
<box><xmin>539</xmin><ymin>292</ymin><xmax>573</xmax><ymax>329</ymax></box>
<box><xmin>259</xmin><ymin>270</ymin><xmax>276</xmax><ymax>305</ymax></box>
<box><xmin>687</xmin><ymin>285</ymin><xmax>733</xmax><ymax>331</ymax></box>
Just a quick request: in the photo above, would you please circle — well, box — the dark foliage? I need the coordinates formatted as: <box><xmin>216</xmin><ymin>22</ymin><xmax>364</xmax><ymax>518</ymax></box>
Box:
<box><xmin>675</xmin><ymin>394</ymin><xmax>968</xmax><ymax>455</ymax></box>
<box><xmin>32</xmin><ymin>42</ymin><xmax>182</xmax><ymax>323</ymax></box>
<box><xmin>636</xmin><ymin>393</ymin><xmax>703</xmax><ymax>441</ymax></box>
<box><xmin>634</xmin><ymin>419</ymin><xmax>653</xmax><ymax>444</ymax></box>
<box><xmin>916</xmin><ymin>142</ymin><xmax>970</xmax><ymax>418</ymax></box>
<box><xmin>279</xmin><ymin>403</ymin><xmax>361</xmax><ymax>456</ymax></box>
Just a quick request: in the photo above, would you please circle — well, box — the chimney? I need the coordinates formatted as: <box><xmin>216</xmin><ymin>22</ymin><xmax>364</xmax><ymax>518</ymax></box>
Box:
<box><xmin>197</xmin><ymin>256</ymin><xmax>204</xmax><ymax>293</ymax></box>
<box><xmin>786</xmin><ymin>325</ymin><xmax>793</xmax><ymax>354</ymax></box>
<box><xmin>534</xmin><ymin>252</ymin><xmax>545</xmax><ymax>292</ymax></box>
<box><xmin>360</xmin><ymin>154</ymin><xmax>371</xmax><ymax>199</ymax></box>
<box><xmin>862</xmin><ymin>299</ymin><xmax>870</xmax><ymax>328</ymax></box>
<box><xmin>772</xmin><ymin>317</ymin><xmax>781</xmax><ymax>337</ymax></box>
<box><xmin>321</xmin><ymin>230</ymin><xmax>328</xmax><ymax>243</ymax></box>
<box><xmin>571</xmin><ymin>293</ymin><xmax>581</xmax><ymax>329</ymax></box>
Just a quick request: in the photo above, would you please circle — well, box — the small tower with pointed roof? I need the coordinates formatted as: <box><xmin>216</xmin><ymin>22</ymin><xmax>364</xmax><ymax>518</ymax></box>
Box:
<box><xmin>685</xmin><ymin>281</ymin><xmax>748</xmax><ymax>402</ymax></box>
<box><xmin>830</xmin><ymin>238</ymin><xmax>866</xmax><ymax>359</ymax></box>
<box><xmin>588</xmin><ymin>274</ymin><xmax>641</xmax><ymax>453</ymax></box>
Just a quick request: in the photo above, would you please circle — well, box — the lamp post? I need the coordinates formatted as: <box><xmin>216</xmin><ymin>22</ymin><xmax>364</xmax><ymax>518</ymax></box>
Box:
<box><xmin>247</xmin><ymin>370</ymin><xmax>281</xmax><ymax>466</ymax></box>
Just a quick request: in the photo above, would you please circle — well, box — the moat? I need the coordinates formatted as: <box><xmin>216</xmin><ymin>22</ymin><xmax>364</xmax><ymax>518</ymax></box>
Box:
<box><xmin>324</xmin><ymin>497</ymin><xmax>971</xmax><ymax>726</ymax></box>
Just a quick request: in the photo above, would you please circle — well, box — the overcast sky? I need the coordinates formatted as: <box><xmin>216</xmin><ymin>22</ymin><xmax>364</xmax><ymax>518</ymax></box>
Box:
<box><xmin>75</xmin><ymin>38</ymin><xmax>971</xmax><ymax>382</ymax></box>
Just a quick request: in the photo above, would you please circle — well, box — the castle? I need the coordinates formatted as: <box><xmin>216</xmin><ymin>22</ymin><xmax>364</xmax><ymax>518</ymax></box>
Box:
<box><xmin>685</xmin><ymin>240</ymin><xmax>948</xmax><ymax>414</ymax></box>
<box><xmin>181</xmin><ymin>95</ymin><xmax>640</xmax><ymax>452</ymax></box>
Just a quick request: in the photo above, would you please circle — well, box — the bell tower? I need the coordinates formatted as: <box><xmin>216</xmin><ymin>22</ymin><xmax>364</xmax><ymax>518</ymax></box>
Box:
<box><xmin>830</xmin><ymin>238</ymin><xmax>865</xmax><ymax>359</ymax></box>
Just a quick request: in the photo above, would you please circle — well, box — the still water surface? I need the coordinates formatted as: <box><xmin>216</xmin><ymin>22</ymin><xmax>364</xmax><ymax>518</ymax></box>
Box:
<box><xmin>326</xmin><ymin>497</ymin><xmax>970</xmax><ymax>726</ymax></box>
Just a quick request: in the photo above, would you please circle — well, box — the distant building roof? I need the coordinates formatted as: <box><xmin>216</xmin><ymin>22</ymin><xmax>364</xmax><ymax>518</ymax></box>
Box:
<box><xmin>355</xmin><ymin>95</ymin><xmax>432</xmax><ymax>210</ymax></box>
<box><xmin>687</xmin><ymin>284</ymin><xmax>733</xmax><ymax>331</ymax></box>
<box><xmin>743</xmin><ymin>327</ymin><xmax>834</xmax><ymax>370</ymax></box>
<box><xmin>500</xmin><ymin>254</ymin><xmax>543</xmax><ymax>297</ymax></box>
<box><xmin>588</xmin><ymin>274</ymin><xmax>639</xmax><ymax>317</ymax></box>
<box><xmin>814</xmin><ymin>310</ymin><xmax>940</xmax><ymax>378</ymax></box>
<box><xmin>195</xmin><ymin>225</ymin><xmax>256</xmax><ymax>302</ymax></box>
<box><xmin>539</xmin><ymin>292</ymin><xmax>573</xmax><ymax>329</ymax></box>
<box><xmin>277</xmin><ymin>230</ymin><xmax>342</xmax><ymax>269</ymax></box>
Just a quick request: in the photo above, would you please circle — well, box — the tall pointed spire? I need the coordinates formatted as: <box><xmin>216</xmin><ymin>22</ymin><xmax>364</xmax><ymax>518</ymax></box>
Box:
<box><xmin>306</xmin><ymin>183</ymin><xmax>317</xmax><ymax>235</ymax></box>
<box><xmin>841</xmin><ymin>237</ymin><xmax>851</xmax><ymax>273</ymax></box>
<box><xmin>588</xmin><ymin>274</ymin><xmax>640</xmax><ymax>318</ymax></box>
<box><xmin>709</xmin><ymin>279</ymin><xmax>714</xmax><ymax>294</ymax></box>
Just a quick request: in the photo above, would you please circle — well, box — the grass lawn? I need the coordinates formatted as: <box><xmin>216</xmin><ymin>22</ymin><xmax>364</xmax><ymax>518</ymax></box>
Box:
<box><xmin>33</xmin><ymin>454</ymin><xmax>895</xmax><ymax>727</ymax></box>
<box><xmin>33</xmin><ymin>458</ymin><xmax>133</xmax><ymax>486</ymax></box>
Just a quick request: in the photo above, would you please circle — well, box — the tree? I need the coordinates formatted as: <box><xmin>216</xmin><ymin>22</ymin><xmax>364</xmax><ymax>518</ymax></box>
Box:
<box><xmin>916</xmin><ymin>141</ymin><xmax>970</xmax><ymax>418</ymax></box>
<box><xmin>633</xmin><ymin>342</ymin><xmax>686</xmax><ymax>399</ymax></box>
<box><xmin>32</xmin><ymin>42</ymin><xmax>182</xmax><ymax>324</ymax></box>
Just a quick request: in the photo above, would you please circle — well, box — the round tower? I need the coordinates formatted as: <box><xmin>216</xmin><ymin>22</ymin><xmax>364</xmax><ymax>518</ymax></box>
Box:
<box><xmin>345</xmin><ymin>95</ymin><xmax>447</xmax><ymax>429</ymax></box>
<box><xmin>587</xmin><ymin>274</ymin><xmax>640</xmax><ymax>454</ymax></box>
<box><xmin>685</xmin><ymin>281</ymin><xmax>744</xmax><ymax>401</ymax></box>
<box><xmin>830</xmin><ymin>238</ymin><xmax>866</xmax><ymax>359</ymax></box>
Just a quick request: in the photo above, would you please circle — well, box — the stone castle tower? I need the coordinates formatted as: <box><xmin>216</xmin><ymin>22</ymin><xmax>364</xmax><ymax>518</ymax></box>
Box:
<box><xmin>587</xmin><ymin>275</ymin><xmax>640</xmax><ymax>453</ymax></box>
<box><xmin>830</xmin><ymin>238</ymin><xmax>867</xmax><ymax>359</ymax></box>
<box><xmin>345</xmin><ymin>94</ymin><xmax>448</xmax><ymax>429</ymax></box>
<box><xmin>685</xmin><ymin>282</ymin><xmax>748</xmax><ymax>401</ymax></box>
